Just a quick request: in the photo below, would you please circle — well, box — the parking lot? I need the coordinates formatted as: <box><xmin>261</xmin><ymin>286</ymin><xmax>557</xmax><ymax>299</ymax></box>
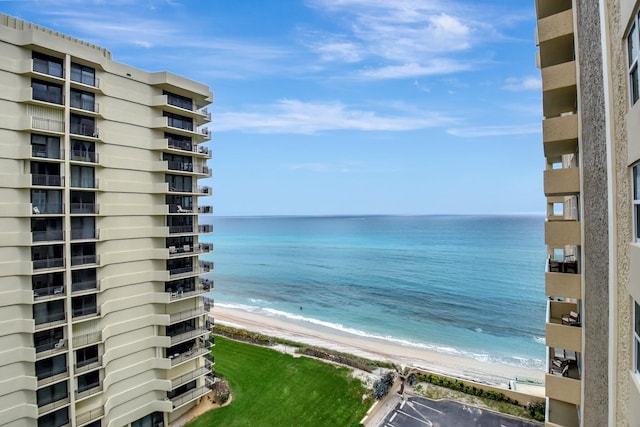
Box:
<box><xmin>379</xmin><ymin>396</ymin><xmax>541</xmax><ymax>427</ymax></box>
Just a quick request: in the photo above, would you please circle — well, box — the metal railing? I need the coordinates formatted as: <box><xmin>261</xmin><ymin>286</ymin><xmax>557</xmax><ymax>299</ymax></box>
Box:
<box><xmin>70</xmin><ymin>229</ymin><xmax>98</xmax><ymax>240</ymax></box>
<box><xmin>32</xmin><ymin>203</ymin><xmax>63</xmax><ymax>215</ymax></box>
<box><xmin>71</xmin><ymin>254</ymin><xmax>97</xmax><ymax>266</ymax></box>
<box><xmin>167</xmin><ymin>161</ymin><xmax>193</xmax><ymax>172</ymax></box>
<box><xmin>171</xmin><ymin>366</ymin><xmax>209</xmax><ymax>389</ymax></box>
<box><xmin>169</xmin><ymin>306</ymin><xmax>206</xmax><ymax>324</ymax></box>
<box><xmin>35</xmin><ymin>338</ymin><xmax>66</xmax><ymax>355</ymax></box>
<box><xmin>75</xmin><ymin>383</ymin><xmax>103</xmax><ymax>400</ymax></box>
<box><xmin>170</xmin><ymin>386</ymin><xmax>209</xmax><ymax>409</ymax></box>
<box><xmin>198</xmin><ymin>224</ymin><xmax>213</xmax><ymax>233</ymax></box>
<box><xmin>33</xmin><ymin>257</ymin><xmax>64</xmax><ymax>270</ymax></box>
<box><xmin>73</xmin><ymin>331</ymin><xmax>101</xmax><ymax>348</ymax></box>
<box><xmin>70</xmin><ymin>123</ymin><xmax>97</xmax><ymax>137</ymax></box>
<box><xmin>170</xmin><ymin>328</ymin><xmax>210</xmax><ymax>346</ymax></box>
<box><xmin>72</xmin><ymin>280</ymin><xmax>98</xmax><ymax>293</ymax></box>
<box><xmin>70</xmin><ymin>150</ymin><xmax>98</xmax><ymax>163</ymax></box>
<box><xmin>32</xmin><ymin>174</ymin><xmax>63</xmax><ymax>186</ymax></box>
<box><xmin>32</xmin><ymin>116</ymin><xmax>64</xmax><ymax>133</ymax></box>
<box><xmin>169</xmin><ymin>346</ymin><xmax>209</xmax><ymax>366</ymax></box>
<box><xmin>169</xmin><ymin>225</ymin><xmax>194</xmax><ymax>234</ymax></box>
<box><xmin>70</xmin><ymin>203</ymin><xmax>98</xmax><ymax>214</ymax></box>
<box><xmin>32</xmin><ymin>146</ymin><xmax>64</xmax><ymax>160</ymax></box>
<box><xmin>76</xmin><ymin>407</ymin><xmax>104</xmax><ymax>426</ymax></box>
<box><xmin>168</xmin><ymin>285</ymin><xmax>208</xmax><ymax>300</ymax></box>
<box><xmin>34</xmin><ymin>312</ymin><xmax>66</xmax><ymax>326</ymax></box>
<box><xmin>32</xmin><ymin>229</ymin><xmax>64</xmax><ymax>242</ymax></box>
<box><xmin>72</xmin><ymin>306</ymin><xmax>99</xmax><ymax>319</ymax></box>
<box><xmin>33</xmin><ymin>285</ymin><xmax>65</xmax><ymax>298</ymax></box>
<box><xmin>198</xmin><ymin>206</ymin><xmax>213</xmax><ymax>214</ymax></box>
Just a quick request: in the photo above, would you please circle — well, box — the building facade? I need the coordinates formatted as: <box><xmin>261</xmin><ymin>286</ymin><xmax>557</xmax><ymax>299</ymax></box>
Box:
<box><xmin>536</xmin><ymin>0</ymin><xmax>640</xmax><ymax>425</ymax></box>
<box><xmin>0</xmin><ymin>14</ymin><xmax>214</xmax><ymax>427</ymax></box>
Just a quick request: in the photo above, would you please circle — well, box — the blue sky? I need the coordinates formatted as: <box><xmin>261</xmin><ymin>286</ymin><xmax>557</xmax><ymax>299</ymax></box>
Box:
<box><xmin>3</xmin><ymin>0</ymin><xmax>544</xmax><ymax>216</ymax></box>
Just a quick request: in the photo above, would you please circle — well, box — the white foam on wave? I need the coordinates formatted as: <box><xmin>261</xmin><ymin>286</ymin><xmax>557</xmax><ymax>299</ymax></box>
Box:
<box><xmin>533</xmin><ymin>336</ymin><xmax>546</xmax><ymax>344</ymax></box>
<box><xmin>217</xmin><ymin>303</ymin><xmax>545</xmax><ymax>370</ymax></box>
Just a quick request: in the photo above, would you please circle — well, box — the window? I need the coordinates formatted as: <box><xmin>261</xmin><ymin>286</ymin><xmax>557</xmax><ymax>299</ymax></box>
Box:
<box><xmin>70</xmin><ymin>165</ymin><xmax>95</xmax><ymax>188</ymax></box>
<box><xmin>33</xmin><ymin>300</ymin><xmax>65</xmax><ymax>325</ymax></box>
<box><xmin>166</xmin><ymin>132</ymin><xmax>193</xmax><ymax>151</ymax></box>
<box><xmin>70</xmin><ymin>89</ymin><xmax>95</xmax><ymax>112</ymax></box>
<box><xmin>77</xmin><ymin>370</ymin><xmax>100</xmax><ymax>393</ymax></box>
<box><xmin>36</xmin><ymin>354</ymin><xmax>66</xmax><ymax>380</ymax></box>
<box><xmin>132</xmin><ymin>411</ymin><xmax>164</xmax><ymax>427</ymax></box>
<box><xmin>634</xmin><ymin>164</ymin><xmax>640</xmax><ymax>241</ymax></box>
<box><xmin>164</xmin><ymin>112</ymin><xmax>193</xmax><ymax>131</ymax></box>
<box><xmin>33</xmin><ymin>327</ymin><xmax>64</xmax><ymax>353</ymax></box>
<box><xmin>166</xmin><ymin>174</ymin><xmax>192</xmax><ymax>193</ymax></box>
<box><xmin>32</xmin><ymin>52</ymin><xmax>63</xmax><ymax>78</ymax></box>
<box><xmin>71</xmin><ymin>139</ymin><xmax>96</xmax><ymax>162</ymax></box>
<box><xmin>635</xmin><ymin>301</ymin><xmax>640</xmax><ymax>375</ymax></box>
<box><xmin>38</xmin><ymin>407</ymin><xmax>69</xmax><ymax>427</ymax></box>
<box><xmin>31</xmin><ymin>134</ymin><xmax>61</xmax><ymax>159</ymax></box>
<box><xmin>72</xmin><ymin>294</ymin><xmax>97</xmax><ymax>318</ymax></box>
<box><xmin>71</xmin><ymin>62</ymin><xmax>96</xmax><ymax>86</ymax></box>
<box><xmin>70</xmin><ymin>114</ymin><xmax>96</xmax><ymax>137</ymax></box>
<box><xmin>70</xmin><ymin>242</ymin><xmax>96</xmax><ymax>266</ymax></box>
<box><xmin>37</xmin><ymin>381</ymin><xmax>68</xmax><ymax>407</ymax></box>
<box><xmin>31</xmin><ymin>189</ymin><xmax>62</xmax><ymax>214</ymax></box>
<box><xmin>72</xmin><ymin>268</ymin><xmax>97</xmax><ymax>292</ymax></box>
<box><xmin>70</xmin><ymin>190</ymin><xmax>96</xmax><ymax>214</ymax></box>
<box><xmin>32</xmin><ymin>79</ymin><xmax>63</xmax><ymax>104</ymax></box>
<box><xmin>71</xmin><ymin>216</ymin><xmax>95</xmax><ymax>240</ymax></box>
<box><xmin>629</xmin><ymin>11</ymin><xmax>640</xmax><ymax>105</ymax></box>
<box><xmin>76</xmin><ymin>345</ymin><xmax>99</xmax><ymax>368</ymax></box>
<box><xmin>164</xmin><ymin>90</ymin><xmax>193</xmax><ymax>110</ymax></box>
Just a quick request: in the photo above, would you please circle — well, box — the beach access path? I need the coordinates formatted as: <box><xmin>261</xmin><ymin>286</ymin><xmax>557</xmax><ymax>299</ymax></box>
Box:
<box><xmin>211</xmin><ymin>306</ymin><xmax>545</xmax><ymax>395</ymax></box>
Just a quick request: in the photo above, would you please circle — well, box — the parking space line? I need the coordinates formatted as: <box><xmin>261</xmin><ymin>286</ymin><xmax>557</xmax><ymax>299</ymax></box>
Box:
<box><xmin>397</xmin><ymin>410</ymin><xmax>433</xmax><ymax>426</ymax></box>
<box><xmin>411</xmin><ymin>400</ymin><xmax>444</xmax><ymax>415</ymax></box>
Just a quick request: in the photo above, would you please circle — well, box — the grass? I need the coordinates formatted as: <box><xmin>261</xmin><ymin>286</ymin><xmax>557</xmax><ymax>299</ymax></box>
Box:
<box><xmin>187</xmin><ymin>337</ymin><xmax>374</xmax><ymax>427</ymax></box>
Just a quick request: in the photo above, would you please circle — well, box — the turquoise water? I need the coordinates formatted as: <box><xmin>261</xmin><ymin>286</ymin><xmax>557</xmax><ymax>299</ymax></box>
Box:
<box><xmin>199</xmin><ymin>215</ymin><xmax>546</xmax><ymax>369</ymax></box>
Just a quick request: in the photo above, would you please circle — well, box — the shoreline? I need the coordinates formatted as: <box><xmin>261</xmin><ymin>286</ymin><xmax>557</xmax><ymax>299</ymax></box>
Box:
<box><xmin>210</xmin><ymin>305</ymin><xmax>545</xmax><ymax>395</ymax></box>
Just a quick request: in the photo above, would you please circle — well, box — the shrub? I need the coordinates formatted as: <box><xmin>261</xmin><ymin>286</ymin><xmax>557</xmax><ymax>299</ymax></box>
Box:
<box><xmin>373</xmin><ymin>372</ymin><xmax>395</xmax><ymax>400</ymax></box>
<box><xmin>526</xmin><ymin>401</ymin><xmax>546</xmax><ymax>422</ymax></box>
<box><xmin>211</xmin><ymin>379</ymin><xmax>230</xmax><ymax>404</ymax></box>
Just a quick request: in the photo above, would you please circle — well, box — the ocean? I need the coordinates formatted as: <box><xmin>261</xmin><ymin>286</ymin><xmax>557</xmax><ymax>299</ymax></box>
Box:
<box><xmin>198</xmin><ymin>215</ymin><xmax>547</xmax><ymax>370</ymax></box>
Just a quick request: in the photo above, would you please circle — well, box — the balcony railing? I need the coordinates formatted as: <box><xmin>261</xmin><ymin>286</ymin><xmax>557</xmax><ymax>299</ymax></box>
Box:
<box><xmin>171</xmin><ymin>366</ymin><xmax>209</xmax><ymax>389</ymax></box>
<box><xmin>33</xmin><ymin>203</ymin><xmax>63</xmax><ymax>215</ymax></box>
<box><xmin>198</xmin><ymin>206</ymin><xmax>213</xmax><ymax>214</ymax></box>
<box><xmin>76</xmin><ymin>383</ymin><xmax>103</xmax><ymax>400</ymax></box>
<box><xmin>38</xmin><ymin>393</ymin><xmax>70</xmax><ymax>415</ymax></box>
<box><xmin>32</xmin><ymin>146</ymin><xmax>63</xmax><ymax>160</ymax></box>
<box><xmin>200</xmin><ymin>278</ymin><xmax>213</xmax><ymax>291</ymax></box>
<box><xmin>35</xmin><ymin>312</ymin><xmax>66</xmax><ymax>326</ymax></box>
<box><xmin>70</xmin><ymin>99</ymin><xmax>98</xmax><ymax>113</ymax></box>
<box><xmin>548</xmin><ymin>257</ymin><xmax>579</xmax><ymax>274</ymax></box>
<box><xmin>32</xmin><ymin>229</ymin><xmax>64</xmax><ymax>242</ymax></box>
<box><xmin>169</xmin><ymin>225</ymin><xmax>194</xmax><ymax>234</ymax></box>
<box><xmin>75</xmin><ymin>356</ymin><xmax>102</xmax><ymax>374</ymax></box>
<box><xmin>33</xmin><ymin>257</ymin><xmax>64</xmax><ymax>270</ymax></box>
<box><xmin>170</xmin><ymin>328</ymin><xmax>210</xmax><ymax>346</ymax></box>
<box><xmin>71</xmin><ymin>254</ymin><xmax>97</xmax><ymax>266</ymax></box>
<box><xmin>168</xmin><ymin>161</ymin><xmax>193</xmax><ymax>172</ymax></box>
<box><xmin>70</xmin><ymin>203</ymin><xmax>98</xmax><ymax>214</ymax></box>
<box><xmin>70</xmin><ymin>150</ymin><xmax>97</xmax><ymax>163</ymax></box>
<box><xmin>33</xmin><ymin>285</ymin><xmax>65</xmax><ymax>299</ymax></box>
<box><xmin>37</xmin><ymin>367</ymin><xmax>68</xmax><ymax>387</ymax></box>
<box><xmin>169</xmin><ymin>306</ymin><xmax>206</xmax><ymax>324</ymax></box>
<box><xmin>76</xmin><ymin>407</ymin><xmax>104</xmax><ymax>427</ymax></box>
<box><xmin>70</xmin><ymin>123</ymin><xmax>98</xmax><ymax>137</ymax></box>
<box><xmin>170</xmin><ymin>385</ymin><xmax>209</xmax><ymax>409</ymax></box>
<box><xmin>32</xmin><ymin>116</ymin><xmax>64</xmax><ymax>133</ymax></box>
<box><xmin>168</xmin><ymin>284</ymin><xmax>208</xmax><ymax>300</ymax></box>
<box><xmin>195</xmin><ymin>243</ymin><xmax>213</xmax><ymax>254</ymax></box>
<box><xmin>72</xmin><ymin>280</ymin><xmax>98</xmax><ymax>293</ymax></box>
<box><xmin>73</xmin><ymin>331</ymin><xmax>102</xmax><ymax>348</ymax></box>
<box><xmin>197</xmin><ymin>186</ymin><xmax>212</xmax><ymax>195</ymax></box>
<box><xmin>169</xmin><ymin>346</ymin><xmax>209</xmax><ymax>367</ymax></box>
<box><xmin>198</xmin><ymin>224</ymin><xmax>213</xmax><ymax>234</ymax></box>
<box><xmin>35</xmin><ymin>338</ymin><xmax>67</xmax><ymax>356</ymax></box>
<box><xmin>199</xmin><ymin>260</ymin><xmax>213</xmax><ymax>272</ymax></box>
<box><xmin>193</xmin><ymin>165</ymin><xmax>211</xmax><ymax>176</ymax></box>
<box><xmin>32</xmin><ymin>174</ymin><xmax>63</xmax><ymax>187</ymax></box>
<box><xmin>71</xmin><ymin>229</ymin><xmax>98</xmax><ymax>240</ymax></box>
<box><xmin>72</xmin><ymin>306</ymin><xmax>99</xmax><ymax>319</ymax></box>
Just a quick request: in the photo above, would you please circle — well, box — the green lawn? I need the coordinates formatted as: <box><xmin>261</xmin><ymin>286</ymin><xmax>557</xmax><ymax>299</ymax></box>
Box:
<box><xmin>187</xmin><ymin>337</ymin><xmax>373</xmax><ymax>427</ymax></box>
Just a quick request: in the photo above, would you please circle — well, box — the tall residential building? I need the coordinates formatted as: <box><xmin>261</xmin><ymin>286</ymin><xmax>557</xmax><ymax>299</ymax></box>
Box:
<box><xmin>536</xmin><ymin>0</ymin><xmax>640</xmax><ymax>426</ymax></box>
<box><xmin>0</xmin><ymin>14</ymin><xmax>214</xmax><ymax>427</ymax></box>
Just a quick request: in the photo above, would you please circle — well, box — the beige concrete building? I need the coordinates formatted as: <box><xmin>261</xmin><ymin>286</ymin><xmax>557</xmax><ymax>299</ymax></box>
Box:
<box><xmin>536</xmin><ymin>0</ymin><xmax>640</xmax><ymax>425</ymax></box>
<box><xmin>0</xmin><ymin>14</ymin><xmax>214</xmax><ymax>427</ymax></box>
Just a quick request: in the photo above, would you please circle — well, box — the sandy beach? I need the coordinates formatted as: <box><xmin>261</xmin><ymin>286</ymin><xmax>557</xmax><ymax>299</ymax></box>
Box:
<box><xmin>210</xmin><ymin>305</ymin><xmax>545</xmax><ymax>394</ymax></box>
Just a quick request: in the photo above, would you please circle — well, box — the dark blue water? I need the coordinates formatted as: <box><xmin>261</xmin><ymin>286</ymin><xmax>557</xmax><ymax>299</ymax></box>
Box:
<box><xmin>199</xmin><ymin>215</ymin><xmax>546</xmax><ymax>369</ymax></box>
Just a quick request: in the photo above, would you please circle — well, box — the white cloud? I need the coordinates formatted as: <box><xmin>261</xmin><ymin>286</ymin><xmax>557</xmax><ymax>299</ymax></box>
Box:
<box><xmin>214</xmin><ymin>99</ymin><xmax>453</xmax><ymax>134</ymax></box>
<box><xmin>447</xmin><ymin>124</ymin><xmax>541</xmax><ymax>138</ymax></box>
<box><xmin>503</xmin><ymin>76</ymin><xmax>542</xmax><ymax>91</ymax></box>
<box><xmin>359</xmin><ymin>60</ymin><xmax>470</xmax><ymax>79</ymax></box>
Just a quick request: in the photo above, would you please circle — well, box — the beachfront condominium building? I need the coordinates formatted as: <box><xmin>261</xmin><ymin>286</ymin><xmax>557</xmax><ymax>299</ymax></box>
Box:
<box><xmin>0</xmin><ymin>14</ymin><xmax>215</xmax><ymax>427</ymax></box>
<box><xmin>535</xmin><ymin>0</ymin><xmax>640</xmax><ymax>426</ymax></box>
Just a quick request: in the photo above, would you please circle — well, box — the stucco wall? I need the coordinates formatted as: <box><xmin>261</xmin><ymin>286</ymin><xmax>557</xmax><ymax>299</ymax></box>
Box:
<box><xmin>575</xmin><ymin>1</ymin><xmax>610</xmax><ymax>426</ymax></box>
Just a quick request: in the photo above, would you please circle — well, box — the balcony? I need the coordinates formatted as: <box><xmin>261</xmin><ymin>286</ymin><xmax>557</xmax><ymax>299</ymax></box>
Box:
<box><xmin>168</xmin><ymin>284</ymin><xmax>208</xmax><ymax>301</ymax></box>
<box><xmin>171</xmin><ymin>366</ymin><xmax>209</xmax><ymax>389</ymax></box>
<box><xmin>545</xmin><ymin>220</ymin><xmax>581</xmax><ymax>247</ymax></box>
<box><xmin>167</xmin><ymin>161</ymin><xmax>193</xmax><ymax>173</ymax></box>
<box><xmin>169</xmin><ymin>225</ymin><xmax>194</xmax><ymax>235</ymax></box>
<box><xmin>200</xmin><ymin>278</ymin><xmax>213</xmax><ymax>291</ymax></box>
<box><xmin>75</xmin><ymin>407</ymin><xmax>104</xmax><ymax>427</ymax></box>
<box><xmin>195</xmin><ymin>243</ymin><xmax>213</xmax><ymax>255</ymax></box>
<box><xmin>169</xmin><ymin>244</ymin><xmax>193</xmax><ymax>257</ymax></box>
<box><xmin>198</xmin><ymin>224</ymin><xmax>213</xmax><ymax>234</ymax></box>
<box><xmin>70</xmin><ymin>202</ymin><xmax>98</xmax><ymax>215</ymax></box>
<box><xmin>32</xmin><ymin>145</ymin><xmax>63</xmax><ymax>161</ymax></box>
<box><xmin>37</xmin><ymin>366</ymin><xmax>69</xmax><ymax>388</ymax></box>
<box><xmin>170</xmin><ymin>385</ymin><xmax>209</xmax><ymax>410</ymax></box>
<box><xmin>72</xmin><ymin>280</ymin><xmax>99</xmax><ymax>295</ymax></box>
<box><xmin>197</xmin><ymin>185</ymin><xmax>212</xmax><ymax>195</ymax></box>
<box><xmin>170</xmin><ymin>328</ymin><xmax>210</xmax><ymax>346</ymax></box>
<box><xmin>33</xmin><ymin>285</ymin><xmax>65</xmax><ymax>300</ymax></box>
<box><xmin>170</xmin><ymin>346</ymin><xmax>210</xmax><ymax>367</ymax></box>
<box><xmin>70</xmin><ymin>150</ymin><xmax>98</xmax><ymax>163</ymax></box>
<box><xmin>71</xmin><ymin>228</ymin><xmax>98</xmax><ymax>240</ymax></box>
<box><xmin>33</xmin><ymin>257</ymin><xmax>64</xmax><ymax>270</ymax></box>
<box><xmin>70</xmin><ymin>123</ymin><xmax>99</xmax><ymax>138</ymax></box>
<box><xmin>73</xmin><ymin>331</ymin><xmax>102</xmax><ymax>348</ymax></box>
<box><xmin>70</xmin><ymin>99</ymin><xmax>99</xmax><ymax>115</ymax></box>
<box><xmin>543</xmin><ymin>113</ymin><xmax>578</xmax><ymax>157</ymax></box>
<box><xmin>71</xmin><ymin>254</ymin><xmax>98</xmax><ymax>266</ymax></box>
<box><xmin>75</xmin><ymin>383</ymin><xmax>103</xmax><ymax>401</ymax></box>
<box><xmin>33</xmin><ymin>202</ymin><xmax>63</xmax><ymax>215</ymax></box>
<box><xmin>72</xmin><ymin>305</ymin><xmax>100</xmax><ymax>321</ymax></box>
<box><xmin>546</xmin><ymin>397</ymin><xmax>579</xmax><ymax>427</ymax></box>
<box><xmin>75</xmin><ymin>356</ymin><xmax>102</xmax><ymax>374</ymax></box>
<box><xmin>546</xmin><ymin>300</ymin><xmax>581</xmax><ymax>352</ymax></box>
<box><xmin>193</xmin><ymin>165</ymin><xmax>212</xmax><ymax>177</ymax></box>
<box><xmin>537</xmin><ymin>8</ymin><xmax>573</xmax><ymax>44</ymax></box>
<box><xmin>168</xmin><ymin>265</ymin><xmax>202</xmax><ymax>279</ymax></box>
<box><xmin>544</xmin><ymin>167</ymin><xmax>579</xmax><ymax>196</ymax></box>
<box><xmin>546</xmin><ymin>270</ymin><xmax>581</xmax><ymax>299</ymax></box>
<box><xmin>38</xmin><ymin>393</ymin><xmax>70</xmax><ymax>416</ymax></box>
<box><xmin>31</xmin><ymin>116</ymin><xmax>65</xmax><ymax>133</ymax></box>
<box><xmin>32</xmin><ymin>174</ymin><xmax>63</xmax><ymax>187</ymax></box>
<box><xmin>34</xmin><ymin>312</ymin><xmax>66</xmax><ymax>330</ymax></box>
<box><xmin>199</xmin><ymin>260</ymin><xmax>213</xmax><ymax>272</ymax></box>
<box><xmin>545</xmin><ymin>372</ymin><xmax>581</xmax><ymax>405</ymax></box>
<box><xmin>169</xmin><ymin>306</ymin><xmax>206</xmax><ymax>324</ymax></box>
<box><xmin>32</xmin><ymin>229</ymin><xmax>64</xmax><ymax>243</ymax></box>
<box><xmin>35</xmin><ymin>338</ymin><xmax>67</xmax><ymax>359</ymax></box>
<box><xmin>198</xmin><ymin>205</ymin><xmax>213</xmax><ymax>214</ymax></box>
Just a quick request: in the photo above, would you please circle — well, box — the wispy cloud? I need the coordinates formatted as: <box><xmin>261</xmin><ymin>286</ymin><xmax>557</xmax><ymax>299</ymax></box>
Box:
<box><xmin>214</xmin><ymin>99</ymin><xmax>453</xmax><ymax>134</ymax></box>
<box><xmin>359</xmin><ymin>60</ymin><xmax>470</xmax><ymax>79</ymax></box>
<box><xmin>447</xmin><ymin>124</ymin><xmax>541</xmax><ymax>138</ymax></box>
<box><xmin>503</xmin><ymin>76</ymin><xmax>542</xmax><ymax>91</ymax></box>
